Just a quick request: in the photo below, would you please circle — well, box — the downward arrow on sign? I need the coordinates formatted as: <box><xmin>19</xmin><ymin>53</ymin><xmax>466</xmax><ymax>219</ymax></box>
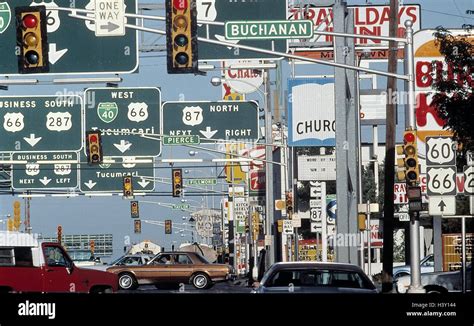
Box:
<box><xmin>114</xmin><ymin>140</ymin><xmax>132</xmax><ymax>153</ymax></box>
<box><xmin>84</xmin><ymin>180</ymin><xmax>97</xmax><ymax>189</ymax></box>
<box><xmin>39</xmin><ymin>177</ymin><xmax>51</xmax><ymax>186</ymax></box>
<box><xmin>137</xmin><ymin>178</ymin><xmax>150</xmax><ymax>188</ymax></box>
<box><xmin>23</xmin><ymin>134</ymin><xmax>42</xmax><ymax>147</ymax></box>
<box><xmin>199</xmin><ymin>127</ymin><xmax>218</xmax><ymax>139</ymax></box>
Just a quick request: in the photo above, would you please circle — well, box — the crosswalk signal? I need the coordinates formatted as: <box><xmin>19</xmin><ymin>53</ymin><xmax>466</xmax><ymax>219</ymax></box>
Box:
<box><xmin>165</xmin><ymin>219</ymin><xmax>172</xmax><ymax>234</ymax></box>
<box><xmin>86</xmin><ymin>131</ymin><xmax>103</xmax><ymax>165</ymax></box>
<box><xmin>15</xmin><ymin>6</ymin><xmax>49</xmax><ymax>74</ymax></box>
<box><xmin>123</xmin><ymin>176</ymin><xmax>134</xmax><ymax>198</ymax></box>
<box><xmin>403</xmin><ymin>130</ymin><xmax>419</xmax><ymax>186</ymax></box>
<box><xmin>13</xmin><ymin>201</ymin><xmax>21</xmax><ymax>231</ymax></box>
<box><xmin>134</xmin><ymin>220</ymin><xmax>141</xmax><ymax>234</ymax></box>
<box><xmin>172</xmin><ymin>169</ymin><xmax>183</xmax><ymax>197</ymax></box>
<box><xmin>130</xmin><ymin>201</ymin><xmax>140</xmax><ymax>218</ymax></box>
<box><xmin>166</xmin><ymin>0</ymin><xmax>198</xmax><ymax>74</ymax></box>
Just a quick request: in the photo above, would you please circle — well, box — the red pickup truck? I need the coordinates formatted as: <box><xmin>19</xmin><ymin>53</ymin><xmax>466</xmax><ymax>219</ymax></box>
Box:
<box><xmin>0</xmin><ymin>232</ymin><xmax>118</xmax><ymax>293</ymax></box>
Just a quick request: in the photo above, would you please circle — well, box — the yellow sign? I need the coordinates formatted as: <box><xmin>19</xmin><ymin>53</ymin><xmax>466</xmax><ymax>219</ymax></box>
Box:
<box><xmin>225</xmin><ymin>143</ymin><xmax>247</xmax><ymax>184</ymax></box>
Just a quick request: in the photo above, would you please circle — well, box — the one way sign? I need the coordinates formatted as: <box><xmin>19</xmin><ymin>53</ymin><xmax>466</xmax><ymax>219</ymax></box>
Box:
<box><xmin>95</xmin><ymin>0</ymin><xmax>126</xmax><ymax>37</ymax></box>
<box><xmin>428</xmin><ymin>196</ymin><xmax>455</xmax><ymax>216</ymax></box>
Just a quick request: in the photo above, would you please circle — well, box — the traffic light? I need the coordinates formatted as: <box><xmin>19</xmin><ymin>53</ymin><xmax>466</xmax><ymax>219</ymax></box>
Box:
<box><xmin>123</xmin><ymin>176</ymin><xmax>134</xmax><ymax>198</ymax></box>
<box><xmin>130</xmin><ymin>201</ymin><xmax>140</xmax><ymax>218</ymax></box>
<box><xmin>252</xmin><ymin>212</ymin><xmax>260</xmax><ymax>239</ymax></box>
<box><xmin>285</xmin><ymin>192</ymin><xmax>293</xmax><ymax>214</ymax></box>
<box><xmin>403</xmin><ymin>130</ymin><xmax>419</xmax><ymax>186</ymax></box>
<box><xmin>86</xmin><ymin>131</ymin><xmax>103</xmax><ymax>165</ymax></box>
<box><xmin>57</xmin><ymin>225</ymin><xmax>62</xmax><ymax>243</ymax></box>
<box><xmin>7</xmin><ymin>218</ymin><xmax>14</xmax><ymax>232</ymax></box>
<box><xmin>15</xmin><ymin>6</ymin><xmax>49</xmax><ymax>74</ymax></box>
<box><xmin>134</xmin><ymin>220</ymin><xmax>141</xmax><ymax>234</ymax></box>
<box><xmin>172</xmin><ymin>169</ymin><xmax>183</xmax><ymax>197</ymax></box>
<box><xmin>89</xmin><ymin>240</ymin><xmax>95</xmax><ymax>256</ymax></box>
<box><xmin>166</xmin><ymin>0</ymin><xmax>198</xmax><ymax>74</ymax></box>
<box><xmin>13</xmin><ymin>201</ymin><xmax>21</xmax><ymax>231</ymax></box>
<box><xmin>358</xmin><ymin>213</ymin><xmax>367</xmax><ymax>231</ymax></box>
<box><xmin>165</xmin><ymin>219</ymin><xmax>172</xmax><ymax>234</ymax></box>
<box><xmin>396</xmin><ymin>145</ymin><xmax>406</xmax><ymax>182</ymax></box>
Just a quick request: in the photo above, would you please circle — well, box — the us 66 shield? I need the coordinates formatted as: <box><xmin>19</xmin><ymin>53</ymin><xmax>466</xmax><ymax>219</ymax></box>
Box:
<box><xmin>427</xmin><ymin>166</ymin><xmax>456</xmax><ymax>196</ymax></box>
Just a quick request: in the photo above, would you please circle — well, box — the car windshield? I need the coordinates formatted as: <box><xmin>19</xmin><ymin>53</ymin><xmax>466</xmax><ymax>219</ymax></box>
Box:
<box><xmin>267</xmin><ymin>268</ymin><xmax>375</xmax><ymax>289</ymax></box>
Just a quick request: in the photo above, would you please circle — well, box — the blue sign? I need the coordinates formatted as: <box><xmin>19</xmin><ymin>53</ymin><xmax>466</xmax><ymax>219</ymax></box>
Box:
<box><xmin>288</xmin><ymin>78</ymin><xmax>336</xmax><ymax>147</ymax></box>
<box><xmin>326</xmin><ymin>198</ymin><xmax>337</xmax><ymax>221</ymax></box>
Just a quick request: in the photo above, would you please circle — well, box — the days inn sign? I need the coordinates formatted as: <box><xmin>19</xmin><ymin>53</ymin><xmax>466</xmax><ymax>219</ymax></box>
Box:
<box><xmin>225</xmin><ymin>20</ymin><xmax>313</xmax><ymax>40</ymax></box>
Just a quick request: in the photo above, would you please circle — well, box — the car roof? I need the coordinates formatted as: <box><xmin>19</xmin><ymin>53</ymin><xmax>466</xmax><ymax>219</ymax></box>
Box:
<box><xmin>269</xmin><ymin>262</ymin><xmax>365</xmax><ymax>272</ymax></box>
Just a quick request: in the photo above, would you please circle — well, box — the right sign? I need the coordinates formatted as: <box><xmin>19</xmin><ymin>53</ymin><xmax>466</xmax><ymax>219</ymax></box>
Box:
<box><xmin>162</xmin><ymin>101</ymin><xmax>260</xmax><ymax>143</ymax></box>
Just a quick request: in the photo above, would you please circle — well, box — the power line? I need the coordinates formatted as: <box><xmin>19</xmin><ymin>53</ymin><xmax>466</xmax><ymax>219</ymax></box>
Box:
<box><xmin>421</xmin><ymin>8</ymin><xmax>474</xmax><ymax>21</ymax></box>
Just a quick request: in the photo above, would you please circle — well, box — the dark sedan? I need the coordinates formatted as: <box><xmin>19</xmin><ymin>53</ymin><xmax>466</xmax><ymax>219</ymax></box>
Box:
<box><xmin>252</xmin><ymin>262</ymin><xmax>377</xmax><ymax>293</ymax></box>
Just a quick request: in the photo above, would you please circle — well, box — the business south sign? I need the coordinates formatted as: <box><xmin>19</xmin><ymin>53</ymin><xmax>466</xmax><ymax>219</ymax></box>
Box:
<box><xmin>288</xmin><ymin>78</ymin><xmax>335</xmax><ymax>146</ymax></box>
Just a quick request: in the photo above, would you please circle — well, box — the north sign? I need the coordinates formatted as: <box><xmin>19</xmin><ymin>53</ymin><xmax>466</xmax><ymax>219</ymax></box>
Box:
<box><xmin>12</xmin><ymin>152</ymin><xmax>78</xmax><ymax>190</ymax></box>
<box><xmin>0</xmin><ymin>95</ymin><xmax>82</xmax><ymax>152</ymax></box>
<box><xmin>197</xmin><ymin>0</ymin><xmax>288</xmax><ymax>60</ymax></box>
<box><xmin>162</xmin><ymin>101</ymin><xmax>260</xmax><ymax>143</ymax></box>
<box><xmin>79</xmin><ymin>155</ymin><xmax>154</xmax><ymax>193</ymax></box>
<box><xmin>85</xmin><ymin>88</ymin><xmax>161</xmax><ymax>157</ymax></box>
<box><xmin>0</xmin><ymin>0</ymin><xmax>138</xmax><ymax>75</ymax></box>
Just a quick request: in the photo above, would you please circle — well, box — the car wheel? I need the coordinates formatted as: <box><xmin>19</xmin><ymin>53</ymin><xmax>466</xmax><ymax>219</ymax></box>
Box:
<box><xmin>191</xmin><ymin>273</ymin><xmax>210</xmax><ymax>290</ymax></box>
<box><xmin>118</xmin><ymin>273</ymin><xmax>138</xmax><ymax>290</ymax></box>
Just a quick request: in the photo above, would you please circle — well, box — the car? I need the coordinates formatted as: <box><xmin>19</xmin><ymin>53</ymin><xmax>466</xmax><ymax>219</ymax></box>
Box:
<box><xmin>392</xmin><ymin>254</ymin><xmax>434</xmax><ymax>280</ymax></box>
<box><xmin>252</xmin><ymin>262</ymin><xmax>378</xmax><ymax>294</ymax></box>
<box><xmin>106</xmin><ymin>251</ymin><xmax>235</xmax><ymax>290</ymax></box>
<box><xmin>83</xmin><ymin>253</ymin><xmax>153</xmax><ymax>271</ymax></box>
<box><xmin>0</xmin><ymin>231</ymin><xmax>118</xmax><ymax>293</ymax></box>
<box><xmin>395</xmin><ymin>264</ymin><xmax>472</xmax><ymax>294</ymax></box>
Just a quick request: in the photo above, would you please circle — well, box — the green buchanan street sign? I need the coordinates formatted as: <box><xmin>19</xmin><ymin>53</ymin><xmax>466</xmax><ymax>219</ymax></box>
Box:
<box><xmin>172</xmin><ymin>204</ymin><xmax>190</xmax><ymax>210</ymax></box>
<box><xmin>225</xmin><ymin>20</ymin><xmax>314</xmax><ymax>40</ymax></box>
<box><xmin>186</xmin><ymin>178</ymin><xmax>217</xmax><ymax>186</ymax></box>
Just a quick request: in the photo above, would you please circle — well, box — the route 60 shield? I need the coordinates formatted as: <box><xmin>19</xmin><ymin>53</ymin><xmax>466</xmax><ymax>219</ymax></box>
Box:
<box><xmin>0</xmin><ymin>2</ymin><xmax>11</xmax><ymax>34</ymax></box>
<box><xmin>182</xmin><ymin>106</ymin><xmax>203</xmax><ymax>126</ymax></box>
<box><xmin>426</xmin><ymin>137</ymin><xmax>456</xmax><ymax>166</ymax></box>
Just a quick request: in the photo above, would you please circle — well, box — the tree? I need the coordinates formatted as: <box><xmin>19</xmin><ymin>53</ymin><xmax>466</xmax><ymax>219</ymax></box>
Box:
<box><xmin>431</xmin><ymin>27</ymin><xmax>474</xmax><ymax>152</ymax></box>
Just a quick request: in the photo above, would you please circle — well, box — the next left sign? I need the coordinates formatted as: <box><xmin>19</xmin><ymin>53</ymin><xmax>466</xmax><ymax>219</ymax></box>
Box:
<box><xmin>0</xmin><ymin>95</ymin><xmax>83</xmax><ymax>152</ymax></box>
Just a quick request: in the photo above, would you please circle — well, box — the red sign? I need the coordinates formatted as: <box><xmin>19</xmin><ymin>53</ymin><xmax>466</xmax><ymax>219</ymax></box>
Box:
<box><xmin>173</xmin><ymin>0</ymin><xmax>188</xmax><ymax>10</ymax></box>
<box><xmin>250</xmin><ymin>170</ymin><xmax>265</xmax><ymax>192</ymax></box>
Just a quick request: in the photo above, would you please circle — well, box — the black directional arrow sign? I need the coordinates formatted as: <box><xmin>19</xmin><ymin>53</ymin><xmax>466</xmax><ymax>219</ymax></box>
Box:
<box><xmin>438</xmin><ymin>200</ymin><xmax>446</xmax><ymax>212</ymax></box>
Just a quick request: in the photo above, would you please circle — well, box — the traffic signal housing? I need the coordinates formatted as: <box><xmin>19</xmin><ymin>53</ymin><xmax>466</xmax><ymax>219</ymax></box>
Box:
<box><xmin>13</xmin><ymin>201</ymin><xmax>21</xmax><ymax>231</ymax></box>
<box><xmin>15</xmin><ymin>6</ymin><xmax>49</xmax><ymax>74</ymax></box>
<box><xmin>285</xmin><ymin>192</ymin><xmax>293</xmax><ymax>214</ymax></box>
<box><xmin>123</xmin><ymin>176</ymin><xmax>134</xmax><ymax>198</ymax></box>
<box><xmin>134</xmin><ymin>220</ymin><xmax>141</xmax><ymax>234</ymax></box>
<box><xmin>172</xmin><ymin>169</ymin><xmax>183</xmax><ymax>197</ymax></box>
<box><xmin>165</xmin><ymin>219</ymin><xmax>172</xmax><ymax>234</ymax></box>
<box><xmin>86</xmin><ymin>131</ymin><xmax>103</xmax><ymax>164</ymax></box>
<box><xmin>57</xmin><ymin>225</ymin><xmax>62</xmax><ymax>243</ymax></box>
<box><xmin>166</xmin><ymin>0</ymin><xmax>198</xmax><ymax>74</ymax></box>
<box><xmin>403</xmin><ymin>130</ymin><xmax>419</xmax><ymax>186</ymax></box>
<box><xmin>89</xmin><ymin>240</ymin><xmax>95</xmax><ymax>257</ymax></box>
<box><xmin>396</xmin><ymin>145</ymin><xmax>406</xmax><ymax>182</ymax></box>
<box><xmin>130</xmin><ymin>201</ymin><xmax>140</xmax><ymax>218</ymax></box>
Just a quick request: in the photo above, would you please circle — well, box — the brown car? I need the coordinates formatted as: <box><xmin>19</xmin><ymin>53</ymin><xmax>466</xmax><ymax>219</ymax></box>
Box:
<box><xmin>107</xmin><ymin>251</ymin><xmax>234</xmax><ymax>290</ymax></box>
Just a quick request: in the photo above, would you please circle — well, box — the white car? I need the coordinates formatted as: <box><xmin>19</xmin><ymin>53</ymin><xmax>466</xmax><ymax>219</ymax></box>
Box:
<box><xmin>396</xmin><ymin>264</ymin><xmax>472</xmax><ymax>294</ymax></box>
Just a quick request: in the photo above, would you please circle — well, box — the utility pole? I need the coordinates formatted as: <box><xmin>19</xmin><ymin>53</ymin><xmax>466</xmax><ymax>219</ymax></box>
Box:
<box><xmin>264</xmin><ymin>69</ymin><xmax>275</xmax><ymax>268</ymax></box>
<box><xmin>381</xmin><ymin>0</ymin><xmax>398</xmax><ymax>293</ymax></box>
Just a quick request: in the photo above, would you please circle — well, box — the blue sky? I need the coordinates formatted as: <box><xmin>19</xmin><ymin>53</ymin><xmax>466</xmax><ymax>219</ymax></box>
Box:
<box><xmin>1</xmin><ymin>0</ymin><xmax>473</xmax><ymax>259</ymax></box>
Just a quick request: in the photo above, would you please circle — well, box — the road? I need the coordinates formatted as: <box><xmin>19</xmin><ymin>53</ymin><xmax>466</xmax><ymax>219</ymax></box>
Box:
<box><xmin>120</xmin><ymin>280</ymin><xmax>253</xmax><ymax>294</ymax></box>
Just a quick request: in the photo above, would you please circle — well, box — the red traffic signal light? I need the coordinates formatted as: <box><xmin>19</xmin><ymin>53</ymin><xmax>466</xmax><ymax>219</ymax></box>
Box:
<box><xmin>172</xmin><ymin>169</ymin><xmax>183</xmax><ymax>197</ymax></box>
<box><xmin>403</xmin><ymin>130</ymin><xmax>419</xmax><ymax>186</ymax></box>
<box><xmin>285</xmin><ymin>192</ymin><xmax>293</xmax><ymax>213</ymax></box>
<box><xmin>123</xmin><ymin>176</ymin><xmax>134</xmax><ymax>198</ymax></box>
<box><xmin>166</xmin><ymin>0</ymin><xmax>198</xmax><ymax>74</ymax></box>
<box><xmin>15</xmin><ymin>6</ymin><xmax>49</xmax><ymax>74</ymax></box>
<box><xmin>131</xmin><ymin>201</ymin><xmax>140</xmax><ymax>218</ymax></box>
<box><xmin>86</xmin><ymin>131</ymin><xmax>103</xmax><ymax>164</ymax></box>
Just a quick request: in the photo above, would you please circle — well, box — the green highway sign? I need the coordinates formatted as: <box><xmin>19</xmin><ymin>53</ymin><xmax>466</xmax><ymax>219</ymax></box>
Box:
<box><xmin>186</xmin><ymin>178</ymin><xmax>217</xmax><ymax>186</ymax></box>
<box><xmin>162</xmin><ymin>101</ymin><xmax>260</xmax><ymax>143</ymax></box>
<box><xmin>85</xmin><ymin>87</ymin><xmax>161</xmax><ymax>157</ymax></box>
<box><xmin>163</xmin><ymin>135</ymin><xmax>200</xmax><ymax>146</ymax></box>
<box><xmin>0</xmin><ymin>95</ymin><xmax>83</xmax><ymax>152</ymax></box>
<box><xmin>0</xmin><ymin>0</ymin><xmax>138</xmax><ymax>75</ymax></box>
<box><xmin>197</xmin><ymin>0</ymin><xmax>287</xmax><ymax>60</ymax></box>
<box><xmin>79</xmin><ymin>154</ymin><xmax>155</xmax><ymax>193</ymax></box>
<box><xmin>12</xmin><ymin>152</ymin><xmax>78</xmax><ymax>190</ymax></box>
<box><xmin>172</xmin><ymin>204</ymin><xmax>190</xmax><ymax>210</ymax></box>
<box><xmin>225</xmin><ymin>20</ymin><xmax>313</xmax><ymax>40</ymax></box>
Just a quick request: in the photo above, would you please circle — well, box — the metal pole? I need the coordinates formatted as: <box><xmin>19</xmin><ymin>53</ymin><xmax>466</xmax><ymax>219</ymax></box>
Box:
<box><xmin>367</xmin><ymin>201</ymin><xmax>372</xmax><ymax>278</ymax></box>
<box><xmin>461</xmin><ymin>216</ymin><xmax>466</xmax><ymax>293</ymax></box>
<box><xmin>405</xmin><ymin>20</ymin><xmax>424</xmax><ymax>293</ymax></box>
<box><xmin>321</xmin><ymin>182</ymin><xmax>328</xmax><ymax>262</ymax></box>
<box><xmin>264</xmin><ymin>70</ymin><xmax>275</xmax><ymax>268</ymax></box>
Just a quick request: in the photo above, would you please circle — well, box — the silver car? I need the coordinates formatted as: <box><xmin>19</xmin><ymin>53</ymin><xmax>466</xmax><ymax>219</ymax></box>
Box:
<box><xmin>393</xmin><ymin>254</ymin><xmax>434</xmax><ymax>280</ymax></box>
<box><xmin>396</xmin><ymin>264</ymin><xmax>472</xmax><ymax>294</ymax></box>
<box><xmin>253</xmin><ymin>262</ymin><xmax>377</xmax><ymax>293</ymax></box>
